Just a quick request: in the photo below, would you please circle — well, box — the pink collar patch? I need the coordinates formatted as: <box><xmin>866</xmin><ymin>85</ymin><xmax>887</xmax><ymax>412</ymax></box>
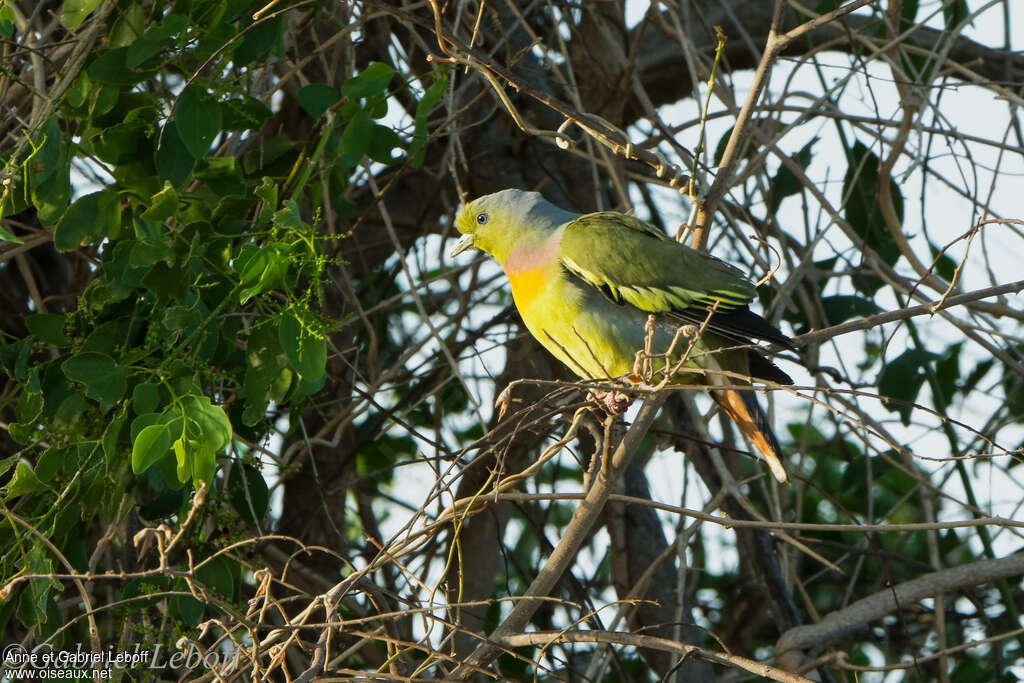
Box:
<box><xmin>502</xmin><ymin>228</ymin><xmax>563</xmax><ymax>274</ymax></box>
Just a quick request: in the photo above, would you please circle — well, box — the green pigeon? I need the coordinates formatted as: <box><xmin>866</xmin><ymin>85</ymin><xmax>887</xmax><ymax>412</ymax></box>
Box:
<box><xmin>450</xmin><ymin>189</ymin><xmax>795</xmax><ymax>482</ymax></box>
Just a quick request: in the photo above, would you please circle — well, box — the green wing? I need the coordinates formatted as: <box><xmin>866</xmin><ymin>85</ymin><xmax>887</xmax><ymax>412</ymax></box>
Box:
<box><xmin>558</xmin><ymin>211</ymin><xmax>756</xmax><ymax>313</ymax></box>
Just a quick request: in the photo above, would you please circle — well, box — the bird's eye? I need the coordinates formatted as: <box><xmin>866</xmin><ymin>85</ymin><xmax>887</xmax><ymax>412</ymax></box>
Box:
<box><xmin>476</xmin><ymin>212</ymin><xmax>489</xmax><ymax>225</ymax></box>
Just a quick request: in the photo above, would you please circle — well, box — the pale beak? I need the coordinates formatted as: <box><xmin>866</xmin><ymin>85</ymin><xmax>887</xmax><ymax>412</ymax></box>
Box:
<box><xmin>448</xmin><ymin>234</ymin><xmax>475</xmax><ymax>258</ymax></box>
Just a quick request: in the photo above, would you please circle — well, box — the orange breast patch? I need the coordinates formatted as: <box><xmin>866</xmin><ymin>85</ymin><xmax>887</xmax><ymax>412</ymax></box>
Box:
<box><xmin>507</xmin><ymin>267</ymin><xmax>549</xmax><ymax>311</ymax></box>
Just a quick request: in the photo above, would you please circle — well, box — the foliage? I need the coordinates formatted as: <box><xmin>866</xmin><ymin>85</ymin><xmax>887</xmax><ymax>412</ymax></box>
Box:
<box><xmin>0</xmin><ymin>0</ymin><xmax>445</xmax><ymax>670</ymax></box>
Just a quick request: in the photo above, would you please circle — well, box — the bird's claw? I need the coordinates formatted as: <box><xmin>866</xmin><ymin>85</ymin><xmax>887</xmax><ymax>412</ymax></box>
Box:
<box><xmin>594</xmin><ymin>390</ymin><xmax>631</xmax><ymax>415</ymax></box>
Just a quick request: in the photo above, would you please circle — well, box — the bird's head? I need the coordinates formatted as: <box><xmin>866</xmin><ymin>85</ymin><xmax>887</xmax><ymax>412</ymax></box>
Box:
<box><xmin>449</xmin><ymin>189</ymin><xmax>575</xmax><ymax>265</ymax></box>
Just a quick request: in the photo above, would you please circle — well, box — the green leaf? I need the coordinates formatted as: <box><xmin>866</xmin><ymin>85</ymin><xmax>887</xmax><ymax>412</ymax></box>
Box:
<box><xmin>154</xmin><ymin>122</ymin><xmax>196</xmax><ymax>186</ymax></box>
<box><xmin>132</xmin><ymin>423</ymin><xmax>173</xmax><ymax>474</ymax></box>
<box><xmin>271</xmin><ymin>201</ymin><xmax>304</xmax><ymax>231</ymax></box>
<box><xmin>0</xmin><ymin>3</ymin><xmax>14</xmax><ymax>36</ymax></box>
<box><xmin>16</xmin><ymin>390</ymin><xmax>43</xmax><ymax>424</ymax></box>
<box><xmin>768</xmin><ymin>138</ymin><xmax>817</xmax><ymax>214</ymax></box>
<box><xmin>900</xmin><ymin>0</ymin><xmax>919</xmax><ymax>29</ymax></box>
<box><xmin>961</xmin><ymin>359</ymin><xmax>994</xmax><ymax>397</ymax></box>
<box><xmin>141</xmin><ymin>181</ymin><xmax>179</xmax><ymax>221</ymax></box>
<box><xmin>899</xmin><ymin>37</ymin><xmax>934</xmax><ymax>87</ymax></box>
<box><xmin>843</xmin><ymin>140</ymin><xmax>903</xmax><ymax>274</ymax></box>
<box><xmin>243</xmin><ymin>324</ymin><xmax>289</xmax><ymax>425</ymax></box>
<box><xmin>174</xmin><ymin>0</ymin><xmax>228</xmax><ymax>31</ymax></box>
<box><xmin>6</xmin><ymin>433</ymin><xmax>33</xmax><ymax>455</ymax></box>
<box><xmin>194</xmin><ymin>156</ymin><xmax>245</xmax><ymax>196</ymax></box>
<box><xmin>120</xmin><ymin>576</ymin><xmax>170</xmax><ymax>609</ymax></box>
<box><xmin>171</xmin><ymin>590</ymin><xmax>204</xmax><ymax>627</ymax></box>
<box><xmin>174</xmin><ymin>436</ymin><xmax>194</xmax><ymax>483</ymax></box>
<box><xmin>90</xmin><ymin>83</ymin><xmax>121</xmax><ymax>118</ymax></box>
<box><xmin>298</xmin><ymin>84</ymin><xmax>340</xmax><ymax>119</ymax></box>
<box><xmin>1003</xmin><ymin>349</ymin><xmax>1024</xmax><ymax>419</ymax></box>
<box><xmin>928</xmin><ymin>242</ymin><xmax>958</xmax><ymax>283</ymax></box>
<box><xmin>0</xmin><ymin>338</ymin><xmax>32</xmax><ymax>379</ymax></box>
<box><xmin>254</xmin><ymin>178</ymin><xmax>278</xmax><ymax>224</ymax></box>
<box><xmin>130</xmin><ymin>412</ymin><xmax>167</xmax><ymax>441</ymax></box>
<box><xmin>126</xmin><ymin>13</ymin><xmax>188</xmax><ymax>68</ymax></box>
<box><xmin>712</xmin><ymin>117</ymin><xmax>775</xmax><ymax>166</ymax></box>
<box><xmin>409</xmin><ymin>73</ymin><xmax>447</xmax><ymax>167</ymax></box>
<box><xmin>341</xmin><ymin>62</ymin><xmax>395</xmax><ymax>99</ymax></box>
<box><xmin>0</xmin><ymin>173</ymin><xmax>29</xmax><ymax>234</ymax></box>
<box><xmin>268</xmin><ymin>365</ymin><xmax>292</xmax><ymax>402</ymax></box>
<box><xmin>30</xmin><ymin>147</ymin><xmax>72</xmax><ymax>226</ymax></box>
<box><xmin>36</xmin><ymin>445</ymin><xmax>76</xmax><ymax>482</ymax></box>
<box><xmin>233</xmin><ymin>15</ymin><xmax>284</xmax><ymax>64</ymax></box>
<box><xmin>338</xmin><ymin>108</ymin><xmax>372</xmax><ymax>168</ymax></box>
<box><xmin>102</xmin><ymin>411</ymin><xmax>126</xmax><ymax>470</ymax></box>
<box><xmin>190</xmin><ymin>441</ymin><xmax>217</xmax><ymax>483</ymax></box>
<box><xmin>162</xmin><ymin>304</ymin><xmax>197</xmax><ymax>331</ymax></box>
<box><xmin>54</xmin><ymin>392</ymin><xmax>88</xmax><ymax>428</ymax></box>
<box><xmin>28</xmin><ymin>118</ymin><xmax>72</xmax><ymax>223</ymax></box>
<box><xmin>196</xmin><ymin>555</ymin><xmax>238</xmax><ymax>603</ymax></box>
<box><xmin>144</xmin><ymin>261</ymin><xmax>189</xmax><ymax>302</ymax></box>
<box><xmin>227</xmin><ymin>464</ymin><xmax>270</xmax><ymax>524</ymax></box>
<box><xmin>87</xmin><ymin>47</ymin><xmax>157</xmax><ymax>86</ymax></box>
<box><xmin>934</xmin><ymin>342</ymin><xmax>961</xmax><ymax>410</ymax></box>
<box><xmin>7</xmin><ymin>461</ymin><xmax>45</xmax><ymax>497</ymax></box>
<box><xmin>357</xmin><ymin>433</ymin><xmax>411</xmax><ymax>486</ymax></box>
<box><xmin>27</xmin><ymin>117</ymin><xmax>62</xmax><ymax>185</ymax></box>
<box><xmin>0</xmin><ymin>455</ymin><xmax>17</xmax><ymax>481</ymax></box>
<box><xmin>878</xmin><ymin>348</ymin><xmax>938</xmax><ymax>425</ymax></box>
<box><xmin>942</xmin><ymin>0</ymin><xmax>969</xmax><ymax>29</ymax></box>
<box><xmin>950</xmin><ymin>657</ymin><xmax>993</xmax><ymax>683</ymax></box>
<box><xmin>82</xmin><ymin>318</ymin><xmax>132</xmax><ymax>355</ymax></box>
<box><xmin>21</xmin><ymin>546</ymin><xmax>60</xmax><ymax>629</ymax></box>
<box><xmin>38</xmin><ymin>358</ymin><xmax>71</xmax><ymax>415</ymax></box>
<box><xmin>132</xmin><ymin>383</ymin><xmax>161</xmax><ymax>415</ymax></box>
<box><xmin>8</xmin><ymin>422</ymin><xmax>35</xmax><ymax>445</ymax></box>
<box><xmin>26</xmin><ymin>313</ymin><xmax>70</xmax><ymax>346</ymax></box>
<box><xmin>0</xmin><ymin>221</ymin><xmax>23</xmax><ymax>244</ymax></box>
<box><xmin>279</xmin><ymin>311</ymin><xmax>326</xmax><ymax>382</ymax></box>
<box><xmin>367</xmin><ymin>124</ymin><xmax>402</xmax><ymax>164</ymax></box>
<box><xmin>66</xmin><ymin>72</ymin><xmax>92</xmax><ymax>109</ymax></box>
<box><xmin>94</xmin><ymin>118</ymin><xmax>152</xmax><ymax>165</ymax></box>
<box><xmin>235</xmin><ymin>242</ymin><xmax>289</xmax><ymax>302</ymax></box>
<box><xmin>182</xmin><ymin>394</ymin><xmax>233</xmax><ymax>451</ymax></box>
<box><xmin>61</xmin><ymin>0</ymin><xmax>104</xmax><ymax>29</ymax></box>
<box><xmin>175</xmin><ymin>84</ymin><xmax>223</xmax><ymax>159</ymax></box>
<box><xmin>820</xmin><ymin>295</ymin><xmax>880</xmax><ymax>326</ymax></box>
<box><xmin>62</xmin><ymin>351</ymin><xmax>127</xmax><ymax>411</ymax></box>
<box><xmin>220</xmin><ymin>96</ymin><xmax>273</xmax><ymax>131</ymax></box>
<box><xmin>54</xmin><ymin>190</ymin><xmax>121</xmax><ymax>251</ymax></box>
<box><xmin>196</xmin><ymin>22</ymin><xmax>236</xmax><ymax>63</ymax></box>
<box><xmin>109</xmin><ymin>2</ymin><xmax>147</xmax><ymax>48</ymax></box>
<box><xmin>129</xmin><ymin>238</ymin><xmax>172</xmax><ymax>268</ymax></box>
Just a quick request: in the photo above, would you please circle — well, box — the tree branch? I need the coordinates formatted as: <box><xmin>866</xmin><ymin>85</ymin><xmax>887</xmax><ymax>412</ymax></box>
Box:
<box><xmin>452</xmin><ymin>394</ymin><xmax>669</xmax><ymax>678</ymax></box>
<box><xmin>776</xmin><ymin>554</ymin><xmax>1024</xmax><ymax>672</ymax></box>
<box><xmin>498</xmin><ymin>630</ymin><xmax>814</xmax><ymax>683</ymax></box>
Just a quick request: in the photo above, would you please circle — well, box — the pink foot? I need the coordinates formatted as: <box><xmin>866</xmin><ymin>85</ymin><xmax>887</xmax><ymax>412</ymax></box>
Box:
<box><xmin>594</xmin><ymin>390</ymin><xmax>631</xmax><ymax>415</ymax></box>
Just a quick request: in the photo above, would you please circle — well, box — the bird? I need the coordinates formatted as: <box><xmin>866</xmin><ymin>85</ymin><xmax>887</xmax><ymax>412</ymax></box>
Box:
<box><xmin>449</xmin><ymin>189</ymin><xmax>795</xmax><ymax>482</ymax></box>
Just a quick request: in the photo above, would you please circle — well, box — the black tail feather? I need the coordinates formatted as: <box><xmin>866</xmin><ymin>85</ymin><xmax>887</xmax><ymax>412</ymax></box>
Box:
<box><xmin>668</xmin><ymin>307</ymin><xmax>795</xmax><ymax>350</ymax></box>
<box><xmin>747</xmin><ymin>350</ymin><xmax>793</xmax><ymax>385</ymax></box>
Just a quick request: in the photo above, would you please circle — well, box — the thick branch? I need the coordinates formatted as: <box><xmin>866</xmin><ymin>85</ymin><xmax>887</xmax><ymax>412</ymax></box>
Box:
<box><xmin>775</xmin><ymin>554</ymin><xmax>1024</xmax><ymax>672</ymax></box>
<box><xmin>793</xmin><ymin>279</ymin><xmax>1024</xmax><ymax>347</ymax></box>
